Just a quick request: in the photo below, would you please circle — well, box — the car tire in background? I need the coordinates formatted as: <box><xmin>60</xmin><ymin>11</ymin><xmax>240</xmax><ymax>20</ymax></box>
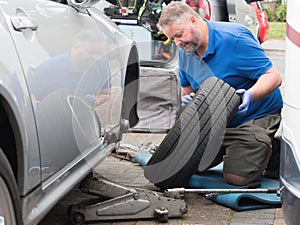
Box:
<box><xmin>144</xmin><ymin>76</ymin><xmax>241</xmax><ymax>189</ymax></box>
<box><xmin>0</xmin><ymin>149</ymin><xmax>21</xmax><ymax>225</ymax></box>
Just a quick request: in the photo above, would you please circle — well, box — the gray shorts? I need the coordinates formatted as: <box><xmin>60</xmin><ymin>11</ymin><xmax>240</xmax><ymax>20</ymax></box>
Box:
<box><xmin>221</xmin><ymin>112</ymin><xmax>281</xmax><ymax>178</ymax></box>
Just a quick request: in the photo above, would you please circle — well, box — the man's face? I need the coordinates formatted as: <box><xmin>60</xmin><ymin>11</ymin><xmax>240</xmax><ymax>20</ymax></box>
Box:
<box><xmin>162</xmin><ymin>17</ymin><xmax>201</xmax><ymax>53</ymax></box>
<box><xmin>74</xmin><ymin>42</ymin><xmax>103</xmax><ymax>70</ymax></box>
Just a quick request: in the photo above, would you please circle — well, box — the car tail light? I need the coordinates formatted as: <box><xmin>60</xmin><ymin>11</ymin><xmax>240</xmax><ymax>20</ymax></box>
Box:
<box><xmin>185</xmin><ymin>0</ymin><xmax>211</xmax><ymax>20</ymax></box>
<box><xmin>250</xmin><ymin>2</ymin><xmax>269</xmax><ymax>43</ymax></box>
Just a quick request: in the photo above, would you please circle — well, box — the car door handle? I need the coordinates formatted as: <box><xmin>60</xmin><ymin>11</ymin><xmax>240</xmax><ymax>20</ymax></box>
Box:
<box><xmin>11</xmin><ymin>16</ymin><xmax>38</xmax><ymax>31</ymax></box>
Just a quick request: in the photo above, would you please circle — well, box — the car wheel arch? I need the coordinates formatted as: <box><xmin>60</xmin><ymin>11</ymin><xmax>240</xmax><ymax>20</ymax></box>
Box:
<box><xmin>121</xmin><ymin>45</ymin><xmax>140</xmax><ymax>129</ymax></box>
<box><xmin>0</xmin><ymin>97</ymin><xmax>20</xmax><ymax>182</ymax></box>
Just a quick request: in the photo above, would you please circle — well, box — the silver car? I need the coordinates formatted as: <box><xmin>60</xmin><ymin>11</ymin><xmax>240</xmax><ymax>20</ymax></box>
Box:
<box><xmin>0</xmin><ymin>0</ymin><xmax>139</xmax><ymax>224</ymax></box>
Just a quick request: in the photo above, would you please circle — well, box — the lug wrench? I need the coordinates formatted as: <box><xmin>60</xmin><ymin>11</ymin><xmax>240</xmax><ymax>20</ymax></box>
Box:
<box><xmin>203</xmin><ymin>181</ymin><xmax>261</xmax><ymax>200</ymax></box>
<box><xmin>165</xmin><ymin>182</ymin><xmax>284</xmax><ymax>199</ymax></box>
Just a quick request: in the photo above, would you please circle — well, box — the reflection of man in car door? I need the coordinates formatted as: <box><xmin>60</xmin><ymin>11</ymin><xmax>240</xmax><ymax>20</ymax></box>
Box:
<box><xmin>30</xmin><ymin>29</ymin><xmax>111</xmax><ymax>107</ymax></box>
<box><xmin>29</xmin><ymin>29</ymin><xmax>111</xmax><ymax>172</ymax></box>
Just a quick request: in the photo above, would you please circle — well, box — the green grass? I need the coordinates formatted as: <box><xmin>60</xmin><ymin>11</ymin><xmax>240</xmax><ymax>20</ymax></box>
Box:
<box><xmin>268</xmin><ymin>22</ymin><xmax>286</xmax><ymax>40</ymax></box>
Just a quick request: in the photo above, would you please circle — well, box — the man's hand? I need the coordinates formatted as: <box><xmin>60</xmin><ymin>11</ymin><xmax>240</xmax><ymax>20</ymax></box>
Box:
<box><xmin>236</xmin><ymin>89</ymin><xmax>253</xmax><ymax>114</ymax></box>
<box><xmin>181</xmin><ymin>92</ymin><xmax>195</xmax><ymax>108</ymax></box>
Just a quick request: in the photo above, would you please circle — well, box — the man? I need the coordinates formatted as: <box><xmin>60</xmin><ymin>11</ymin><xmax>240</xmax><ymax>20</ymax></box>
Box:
<box><xmin>157</xmin><ymin>2</ymin><xmax>283</xmax><ymax>186</ymax></box>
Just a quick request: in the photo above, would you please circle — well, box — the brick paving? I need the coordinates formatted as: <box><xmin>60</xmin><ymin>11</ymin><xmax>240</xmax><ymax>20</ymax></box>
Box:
<box><xmin>40</xmin><ymin>133</ymin><xmax>286</xmax><ymax>225</ymax></box>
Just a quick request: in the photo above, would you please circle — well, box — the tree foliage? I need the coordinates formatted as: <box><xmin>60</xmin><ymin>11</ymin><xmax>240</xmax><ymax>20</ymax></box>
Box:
<box><xmin>265</xmin><ymin>2</ymin><xmax>286</xmax><ymax>22</ymax></box>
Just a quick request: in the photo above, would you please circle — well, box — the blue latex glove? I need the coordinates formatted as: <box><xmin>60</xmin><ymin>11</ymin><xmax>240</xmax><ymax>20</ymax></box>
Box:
<box><xmin>236</xmin><ymin>89</ymin><xmax>253</xmax><ymax>114</ymax></box>
<box><xmin>134</xmin><ymin>150</ymin><xmax>152</xmax><ymax>166</ymax></box>
<box><xmin>181</xmin><ymin>92</ymin><xmax>195</xmax><ymax>108</ymax></box>
<box><xmin>85</xmin><ymin>94</ymin><xmax>97</xmax><ymax>105</ymax></box>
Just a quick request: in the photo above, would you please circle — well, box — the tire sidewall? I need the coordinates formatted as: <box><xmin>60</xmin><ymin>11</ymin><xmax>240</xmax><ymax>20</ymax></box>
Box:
<box><xmin>0</xmin><ymin>149</ymin><xmax>22</xmax><ymax>225</ymax></box>
<box><xmin>144</xmin><ymin>77</ymin><xmax>241</xmax><ymax>189</ymax></box>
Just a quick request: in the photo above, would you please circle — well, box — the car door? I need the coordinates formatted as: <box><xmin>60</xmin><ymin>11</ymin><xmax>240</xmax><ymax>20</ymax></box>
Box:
<box><xmin>6</xmin><ymin>0</ymin><xmax>111</xmax><ymax>182</ymax></box>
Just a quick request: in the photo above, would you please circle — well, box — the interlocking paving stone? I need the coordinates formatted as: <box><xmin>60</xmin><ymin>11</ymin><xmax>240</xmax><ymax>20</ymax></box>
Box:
<box><xmin>39</xmin><ymin>133</ymin><xmax>286</xmax><ymax>225</ymax></box>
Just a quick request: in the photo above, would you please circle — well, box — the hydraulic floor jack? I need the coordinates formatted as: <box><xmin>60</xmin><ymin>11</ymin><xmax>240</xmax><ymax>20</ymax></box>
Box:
<box><xmin>68</xmin><ymin>175</ymin><xmax>188</xmax><ymax>224</ymax></box>
<box><xmin>68</xmin><ymin>176</ymin><xmax>283</xmax><ymax>224</ymax></box>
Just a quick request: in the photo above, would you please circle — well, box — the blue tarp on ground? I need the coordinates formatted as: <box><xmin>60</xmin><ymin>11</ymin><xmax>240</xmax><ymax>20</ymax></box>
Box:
<box><xmin>187</xmin><ymin>163</ymin><xmax>281</xmax><ymax>211</ymax></box>
<box><xmin>134</xmin><ymin>151</ymin><xmax>281</xmax><ymax>211</ymax></box>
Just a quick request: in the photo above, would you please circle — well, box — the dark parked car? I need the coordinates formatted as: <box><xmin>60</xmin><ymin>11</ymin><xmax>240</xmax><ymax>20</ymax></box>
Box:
<box><xmin>0</xmin><ymin>0</ymin><xmax>139</xmax><ymax>224</ymax></box>
<box><xmin>96</xmin><ymin>0</ymin><xmax>181</xmax><ymax>133</ymax></box>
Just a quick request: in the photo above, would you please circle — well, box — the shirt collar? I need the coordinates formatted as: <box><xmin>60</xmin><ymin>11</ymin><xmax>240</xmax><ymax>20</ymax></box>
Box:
<box><xmin>202</xmin><ymin>19</ymin><xmax>216</xmax><ymax>59</ymax></box>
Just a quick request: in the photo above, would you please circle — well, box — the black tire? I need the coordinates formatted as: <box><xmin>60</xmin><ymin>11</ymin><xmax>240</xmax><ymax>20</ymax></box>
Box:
<box><xmin>0</xmin><ymin>149</ymin><xmax>22</xmax><ymax>225</ymax></box>
<box><xmin>144</xmin><ymin>76</ymin><xmax>241</xmax><ymax>189</ymax></box>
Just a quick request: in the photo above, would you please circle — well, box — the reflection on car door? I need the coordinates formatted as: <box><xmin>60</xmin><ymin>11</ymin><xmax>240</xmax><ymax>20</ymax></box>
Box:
<box><xmin>8</xmin><ymin>1</ymin><xmax>110</xmax><ymax>182</ymax></box>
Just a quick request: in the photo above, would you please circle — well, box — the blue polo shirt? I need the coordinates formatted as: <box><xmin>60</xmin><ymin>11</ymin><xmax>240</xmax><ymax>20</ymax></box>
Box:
<box><xmin>178</xmin><ymin>20</ymin><xmax>283</xmax><ymax>127</ymax></box>
<box><xmin>30</xmin><ymin>52</ymin><xmax>111</xmax><ymax>100</ymax></box>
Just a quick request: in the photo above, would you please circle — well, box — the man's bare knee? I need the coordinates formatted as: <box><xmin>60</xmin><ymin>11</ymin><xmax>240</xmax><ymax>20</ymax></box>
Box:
<box><xmin>224</xmin><ymin>172</ymin><xmax>253</xmax><ymax>186</ymax></box>
<box><xmin>224</xmin><ymin>148</ymin><xmax>272</xmax><ymax>186</ymax></box>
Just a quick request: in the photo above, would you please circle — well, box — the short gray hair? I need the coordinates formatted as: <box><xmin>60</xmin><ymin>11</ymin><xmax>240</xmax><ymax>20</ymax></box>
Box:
<box><xmin>157</xmin><ymin>2</ymin><xmax>200</xmax><ymax>31</ymax></box>
<box><xmin>72</xmin><ymin>29</ymin><xmax>104</xmax><ymax>46</ymax></box>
